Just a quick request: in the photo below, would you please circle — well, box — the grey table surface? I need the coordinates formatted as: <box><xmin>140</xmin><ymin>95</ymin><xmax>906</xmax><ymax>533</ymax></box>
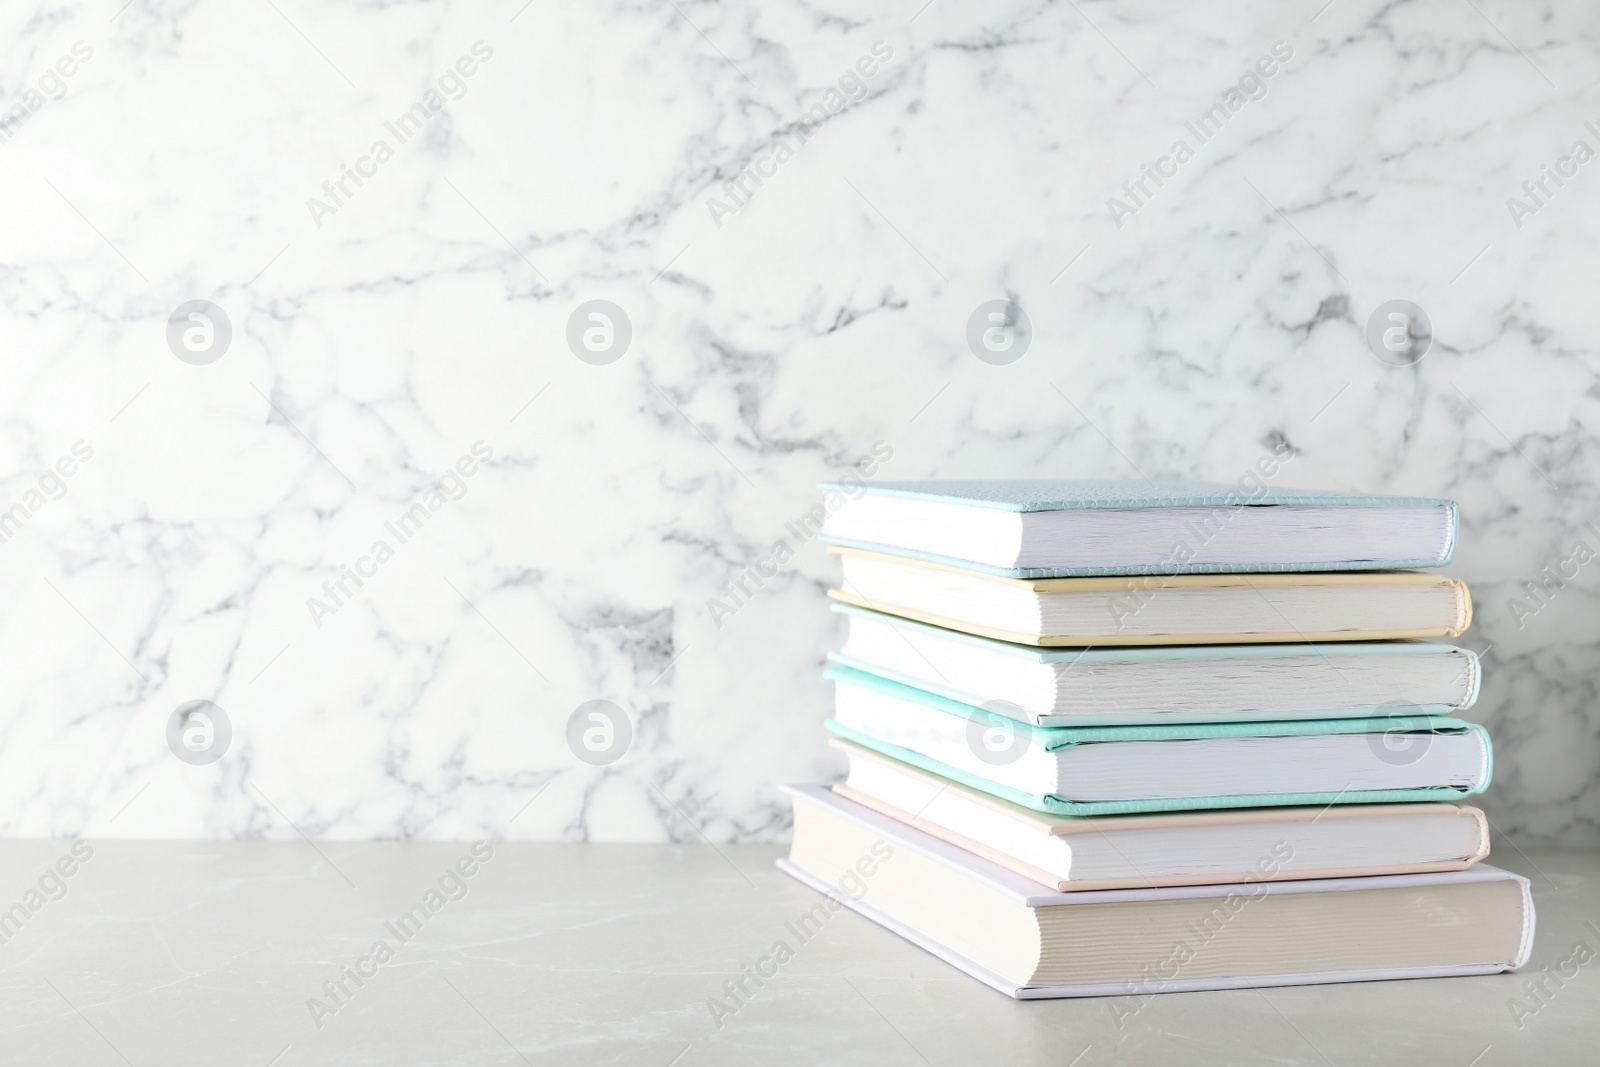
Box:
<box><xmin>0</xmin><ymin>840</ymin><xmax>1593</xmax><ymax>1066</ymax></box>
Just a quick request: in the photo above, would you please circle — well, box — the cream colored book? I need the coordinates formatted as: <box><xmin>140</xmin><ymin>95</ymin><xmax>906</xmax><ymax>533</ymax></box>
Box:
<box><xmin>781</xmin><ymin>784</ymin><xmax>1533</xmax><ymax>999</ymax></box>
<box><xmin>828</xmin><ymin>546</ymin><xmax>1471</xmax><ymax>646</ymax></box>
<box><xmin>830</xmin><ymin>738</ymin><xmax>1489</xmax><ymax>891</ymax></box>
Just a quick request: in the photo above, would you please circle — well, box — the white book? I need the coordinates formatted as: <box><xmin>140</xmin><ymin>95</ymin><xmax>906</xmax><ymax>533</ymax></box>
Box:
<box><xmin>830</xmin><ymin>604</ymin><xmax>1480</xmax><ymax>725</ymax></box>
<box><xmin>781</xmin><ymin>784</ymin><xmax>1533</xmax><ymax>999</ymax></box>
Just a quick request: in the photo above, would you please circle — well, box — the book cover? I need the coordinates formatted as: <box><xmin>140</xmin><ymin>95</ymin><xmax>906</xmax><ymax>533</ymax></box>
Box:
<box><xmin>825</xmin><ymin>666</ymin><xmax>1492</xmax><ymax>816</ymax></box>
<box><xmin>780</xmin><ymin>784</ymin><xmax>1532</xmax><ymax>1000</ymax></box>
<box><xmin>817</xmin><ymin>479</ymin><xmax>1458</xmax><ymax>577</ymax></box>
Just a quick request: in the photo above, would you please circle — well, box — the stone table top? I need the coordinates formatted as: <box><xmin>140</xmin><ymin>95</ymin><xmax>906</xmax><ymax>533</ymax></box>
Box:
<box><xmin>0</xmin><ymin>841</ymin><xmax>1593</xmax><ymax>1065</ymax></box>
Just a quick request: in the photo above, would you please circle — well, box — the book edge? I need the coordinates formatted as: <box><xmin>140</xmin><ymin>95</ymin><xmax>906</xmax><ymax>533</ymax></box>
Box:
<box><xmin>829</xmin><ymin>736</ymin><xmax>1488</xmax><ymax>834</ymax></box>
<box><xmin>784</xmin><ymin>783</ymin><xmax>1519</xmax><ymax>906</ymax></box>
<box><xmin>831</xmin><ymin>782</ymin><xmax>1481</xmax><ymax>893</ymax></box>
<box><xmin>829</xmin><ymin>545</ymin><xmax>1465</xmax><ymax>589</ymax></box>
<box><xmin>776</xmin><ymin>857</ymin><xmax>1523</xmax><ymax>999</ymax></box>
<box><xmin>814</xmin><ymin>481</ymin><xmax>1456</xmax><ymax>513</ymax></box>
<box><xmin>826</xmin><ymin>590</ymin><xmax>1466</xmax><ymax>645</ymax></box>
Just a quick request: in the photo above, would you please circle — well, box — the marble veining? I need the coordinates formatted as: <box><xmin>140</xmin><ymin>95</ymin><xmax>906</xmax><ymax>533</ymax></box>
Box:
<box><xmin>0</xmin><ymin>1</ymin><xmax>1595</xmax><ymax>842</ymax></box>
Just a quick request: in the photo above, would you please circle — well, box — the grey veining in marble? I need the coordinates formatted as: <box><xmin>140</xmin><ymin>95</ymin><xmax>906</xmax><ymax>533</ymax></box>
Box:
<box><xmin>0</xmin><ymin>2</ymin><xmax>1596</xmax><ymax>843</ymax></box>
<box><xmin>0</xmin><ymin>840</ymin><xmax>1594</xmax><ymax>1066</ymax></box>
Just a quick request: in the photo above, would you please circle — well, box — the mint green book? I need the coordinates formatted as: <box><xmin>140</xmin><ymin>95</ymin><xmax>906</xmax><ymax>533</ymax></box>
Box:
<box><xmin>824</xmin><ymin>666</ymin><xmax>1491</xmax><ymax>816</ymax></box>
<box><xmin>816</xmin><ymin>477</ymin><xmax>1457</xmax><ymax>577</ymax></box>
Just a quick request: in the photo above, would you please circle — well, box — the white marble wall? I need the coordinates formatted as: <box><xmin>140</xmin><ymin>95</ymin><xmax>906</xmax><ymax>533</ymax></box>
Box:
<box><xmin>0</xmin><ymin>0</ymin><xmax>1594</xmax><ymax>844</ymax></box>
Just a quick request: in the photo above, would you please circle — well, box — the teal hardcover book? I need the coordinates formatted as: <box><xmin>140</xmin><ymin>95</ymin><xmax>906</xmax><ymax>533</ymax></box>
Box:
<box><xmin>816</xmin><ymin>478</ymin><xmax>1458</xmax><ymax>577</ymax></box>
<box><xmin>823</xmin><ymin>666</ymin><xmax>1492</xmax><ymax>816</ymax></box>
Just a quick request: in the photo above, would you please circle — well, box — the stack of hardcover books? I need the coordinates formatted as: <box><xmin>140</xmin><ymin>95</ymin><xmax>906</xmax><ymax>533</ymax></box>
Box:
<box><xmin>781</xmin><ymin>479</ymin><xmax>1533</xmax><ymax>999</ymax></box>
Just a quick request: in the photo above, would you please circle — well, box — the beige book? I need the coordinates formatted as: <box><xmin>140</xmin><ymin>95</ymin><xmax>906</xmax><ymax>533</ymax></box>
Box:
<box><xmin>828</xmin><ymin>546</ymin><xmax>1471</xmax><ymax>646</ymax></box>
<box><xmin>781</xmin><ymin>784</ymin><xmax>1532</xmax><ymax>998</ymax></box>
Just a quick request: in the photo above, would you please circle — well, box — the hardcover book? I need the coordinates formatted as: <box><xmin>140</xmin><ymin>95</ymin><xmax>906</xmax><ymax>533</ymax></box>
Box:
<box><xmin>817</xmin><ymin>478</ymin><xmax>1458</xmax><ymax>577</ymax></box>
<box><xmin>828</xmin><ymin>546</ymin><xmax>1471</xmax><ymax>646</ymax></box>
<box><xmin>828</xmin><ymin>603</ymin><xmax>1480</xmax><ymax>725</ymax></box>
<box><xmin>825</xmin><ymin>666</ymin><xmax>1492</xmax><ymax>816</ymax></box>
<box><xmin>781</xmin><ymin>784</ymin><xmax>1533</xmax><ymax>999</ymax></box>
<box><xmin>829</xmin><ymin>738</ymin><xmax>1490</xmax><ymax>891</ymax></box>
